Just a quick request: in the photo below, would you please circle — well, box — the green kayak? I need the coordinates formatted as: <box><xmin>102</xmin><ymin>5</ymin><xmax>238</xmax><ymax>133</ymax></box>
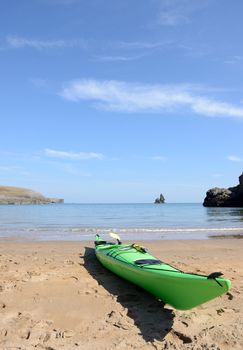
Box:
<box><xmin>95</xmin><ymin>234</ymin><xmax>231</xmax><ymax>310</ymax></box>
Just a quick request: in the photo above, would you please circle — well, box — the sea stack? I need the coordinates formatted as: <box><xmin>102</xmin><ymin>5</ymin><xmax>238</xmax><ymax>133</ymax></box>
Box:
<box><xmin>154</xmin><ymin>193</ymin><xmax>165</xmax><ymax>204</ymax></box>
<box><xmin>0</xmin><ymin>186</ymin><xmax>64</xmax><ymax>205</ymax></box>
<box><xmin>203</xmin><ymin>173</ymin><xmax>243</xmax><ymax>207</ymax></box>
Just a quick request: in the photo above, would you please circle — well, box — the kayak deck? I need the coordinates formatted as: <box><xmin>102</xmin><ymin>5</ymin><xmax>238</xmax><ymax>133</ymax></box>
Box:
<box><xmin>97</xmin><ymin>243</ymin><xmax>179</xmax><ymax>271</ymax></box>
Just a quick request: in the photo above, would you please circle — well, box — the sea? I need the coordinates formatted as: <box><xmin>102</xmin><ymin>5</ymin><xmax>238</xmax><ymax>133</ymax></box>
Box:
<box><xmin>0</xmin><ymin>203</ymin><xmax>242</xmax><ymax>241</ymax></box>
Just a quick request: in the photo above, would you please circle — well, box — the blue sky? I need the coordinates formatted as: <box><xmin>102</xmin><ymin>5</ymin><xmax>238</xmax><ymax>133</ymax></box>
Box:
<box><xmin>0</xmin><ymin>0</ymin><xmax>243</xmax><ymax>202</ymax></box>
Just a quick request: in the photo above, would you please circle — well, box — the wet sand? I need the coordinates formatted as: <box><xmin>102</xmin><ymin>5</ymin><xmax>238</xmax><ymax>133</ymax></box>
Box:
<box><xmin>0</xmin><ymin>239</ymin><xmax>242</xmax><ymax>349</ymax></box>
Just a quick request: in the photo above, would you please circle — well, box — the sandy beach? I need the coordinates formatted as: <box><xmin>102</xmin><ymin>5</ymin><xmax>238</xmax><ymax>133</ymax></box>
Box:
<box><xmin>0</xmin><ymin>239</ymin><xmax>242</xmax><ymax>350</ymax></box>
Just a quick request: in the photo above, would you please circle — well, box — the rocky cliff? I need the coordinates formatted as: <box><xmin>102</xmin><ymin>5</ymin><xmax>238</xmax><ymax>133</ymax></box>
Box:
<box><xmin>0</xmin><ymin>186</ymin><xmax>64</xmax><ymax>205</ymax></box>
<box><xmin>203</xmin><ymin>173</ymin><xmax>243</xmax><ymax>207</ymax></box>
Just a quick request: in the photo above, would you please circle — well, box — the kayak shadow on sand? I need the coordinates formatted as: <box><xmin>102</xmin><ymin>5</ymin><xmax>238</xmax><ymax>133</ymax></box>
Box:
<box><xmin>81</xmin><ymin>247</ymin><xmax>175</xmax><ymax>343</ymax></box>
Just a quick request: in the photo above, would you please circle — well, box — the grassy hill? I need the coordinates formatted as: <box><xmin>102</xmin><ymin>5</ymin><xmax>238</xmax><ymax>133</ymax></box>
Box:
<box><xmin>0</xmin><ymin>186</ymin><xmax>63</xmax><ymax>204</ymax></box>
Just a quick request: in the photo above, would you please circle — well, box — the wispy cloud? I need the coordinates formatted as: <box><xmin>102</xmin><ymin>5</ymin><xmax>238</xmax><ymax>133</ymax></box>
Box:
<box><xmin>157</xmin><ymin>0</ymin><xmax>207</xmax><ymax>26</ymax></box>
<box><xmin>41</xmin><ymin>0</ymin><xmax>79</xmax><ymax>5</ymax></box>
<box><xmin>30</xmin><ymin>78</ymin><xmax>49</xmax><ymax>88</ymax></box>
<box><xmin>60</xmin><ymin>79</ymin><xmax>243</xmax><ymax>119</ymax></box>
<box><xmin>115</xmin><ymin>41</ymin><xmax>169</xmax><ymax>50</ymax></box>
<box><xmin>44</xmin><ymin>148</ymin><xmax>104</xmax><ymax>160</ymax></box>
<box><xmin>224</xmin><ymin>55</ymin><xmax>243</xmax><ymax>65</ymax></box>
<box><xmin>211</xmin><ymin>173</ymin><xmax>224</xmax><ymax>178</ymax></box>
<box><xmin>93</xmin><ymin>54</ymin><xmax>144</xmax><ymax>62</ymax></box>
<box><xmin>57</xmin><ymin>164</ymin><xmax>91</xmax><ymax>176</ymax></box>
<box><xmin>94</xmin><ymin>41</ymin><xmax>168</xmax><ymax>63</ymax></box>
<box><xmin>227</xmin><ymin>155</ymin><xmax>242</xmax><ymax>162</ymax></box>
<box><xmin>6</xmin><ymin>35</ymin><xmax>85</xmax><ymax>50</ymax></box>
<box><xmin>0</xmin><ymin>166</ymin><xmax>30</xmax><ymax>176</ymax></box>
<box><xmin>159</xmin><ymin>12</ymin><xmax>187</xmax><ymax>26</ymax></box>
<box><xmin>0</xmin><ymin>151</ymin><xmax>42</xmax><ymax>163</ymax></box>
<box><xmin>109</xmin><ymin>39</ymin><xmax>215</xmax><ymax>63</ymax></box>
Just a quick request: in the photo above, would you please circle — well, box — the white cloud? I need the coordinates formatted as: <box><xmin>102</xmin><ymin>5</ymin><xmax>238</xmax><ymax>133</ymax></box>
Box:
<box><xmin>227</xmin><ymin>155</ymin><xmax>242</xmax><ymax>162</ymax></box>
<box><xmin>44</xmin><ymin>148</ymin><xmax>104</xmax><ymax>160</ymax></box>
<box><xmin>6</xmin><ymin>35</ymin><xmax>85</xmax><ymax>50</ymax></box>
<box><xmin>60</xmin><ymin>79</ymin><xmax>243</xmax><ymax>119</ymax></box>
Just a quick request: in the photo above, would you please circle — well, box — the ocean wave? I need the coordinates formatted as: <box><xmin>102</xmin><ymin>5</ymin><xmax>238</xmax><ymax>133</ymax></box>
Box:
<box><xmin>66</xmin><ymin>227</ymin><xmax>243</xmax><ymax>233</ymax></box>
<box><xmin>0</xmin><ymin>226</ymin><xmax>242</xmax><ymax>241</ymax></box>
<box><xmin>0</xmin><ymin>226</ymin><xmax>241</xmax><ymax>234</ymax></box>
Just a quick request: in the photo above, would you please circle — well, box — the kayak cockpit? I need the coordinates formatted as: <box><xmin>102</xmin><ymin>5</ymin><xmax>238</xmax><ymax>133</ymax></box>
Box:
<box><xmin>134</xmin><ymin>259</ymin><xmax>162</xmax><ymax>265</ymax></box>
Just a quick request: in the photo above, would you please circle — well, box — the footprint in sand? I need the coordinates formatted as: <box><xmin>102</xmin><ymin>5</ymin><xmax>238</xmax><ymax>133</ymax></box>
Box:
<box><xmin>63</xmin><ymin>275</ymin><xmax>79</xmax><ymax>282</ymax></box>
<box><xmin>0</xmin><ymin>302</ymin><xmax>6</xmax><ymax>309</ymax></box>
<box><xmin>65</xmin><ymin>259</ymin><xmax>75</xmax><ymax>265</ymax></box>
<box><xmin>0</xmin><ymin>329</ymin><xmax>7</xmax><ymax>338</ymax></box>
<box><xmin>172</xmin><ymin>329</ymin><xmax>193</xmax><ymax>344</ymax></box>
<box><xmin>216</xmin><ymin>308</ymin><xmax>225</xmax><ymax>315</ymax></box>
<box><xmin>227</xmin><ymin>292</ymin><xmax>234</xmax><ymax>300</ymax></box>
<box><xmin>54</xmin><ymin>329</ymin><xmax>75</xmax><ymax>339</ymax></box>
<box><xmin>105</xmin><ymin>310</ymin><xmax>131</xmax><ymax>330</ymax></box>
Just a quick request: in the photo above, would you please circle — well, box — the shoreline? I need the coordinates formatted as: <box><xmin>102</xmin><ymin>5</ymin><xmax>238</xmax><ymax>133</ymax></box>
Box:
<box><xmin>0</xmin><ymin>226</ymin><xmax>243</xmax><ymax>242</ymax></box>
<box><xmin>0</xmin><ymin>239</ymin><xmax>242</xmax><ymax>349</ymax></box>
<box><xmin>0</xmin><ymin>235</ymin><xmax>243</xmax><ymax>243</ymax></box>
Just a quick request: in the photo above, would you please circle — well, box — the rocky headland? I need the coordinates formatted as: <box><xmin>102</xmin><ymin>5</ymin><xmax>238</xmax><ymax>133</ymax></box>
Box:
<box><xmin>0</xmin><ymin>186</ymin><xmax>64</xmax><ymax>205</ymax></box>
<box><xmin>203</xmin><ymin>173</ymin><xmax>243</xmax><ymax>207</ymax></box>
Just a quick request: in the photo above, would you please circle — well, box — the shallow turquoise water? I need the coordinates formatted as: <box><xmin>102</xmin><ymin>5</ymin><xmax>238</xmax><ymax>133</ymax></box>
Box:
<box><xmin>0</xmin><ymin>203</ymin><xmax>242</xmax><ymax>240</ymax></box>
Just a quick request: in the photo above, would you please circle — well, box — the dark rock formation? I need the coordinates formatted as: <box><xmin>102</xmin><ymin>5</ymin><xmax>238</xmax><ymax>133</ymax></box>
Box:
<box><xmin>154</xmin><ymin>194</ymin><xmax>165</xmax><ymax>204</ymax></box>
<box><xmin>203</xmin><ymin>173</ymin><xmax>243</xmax><ymax>207</ymax></box>
<box><xmin>0</xmin><ymin>186</ymin><xmax>64</xmax><ymax>205</ymax></box>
